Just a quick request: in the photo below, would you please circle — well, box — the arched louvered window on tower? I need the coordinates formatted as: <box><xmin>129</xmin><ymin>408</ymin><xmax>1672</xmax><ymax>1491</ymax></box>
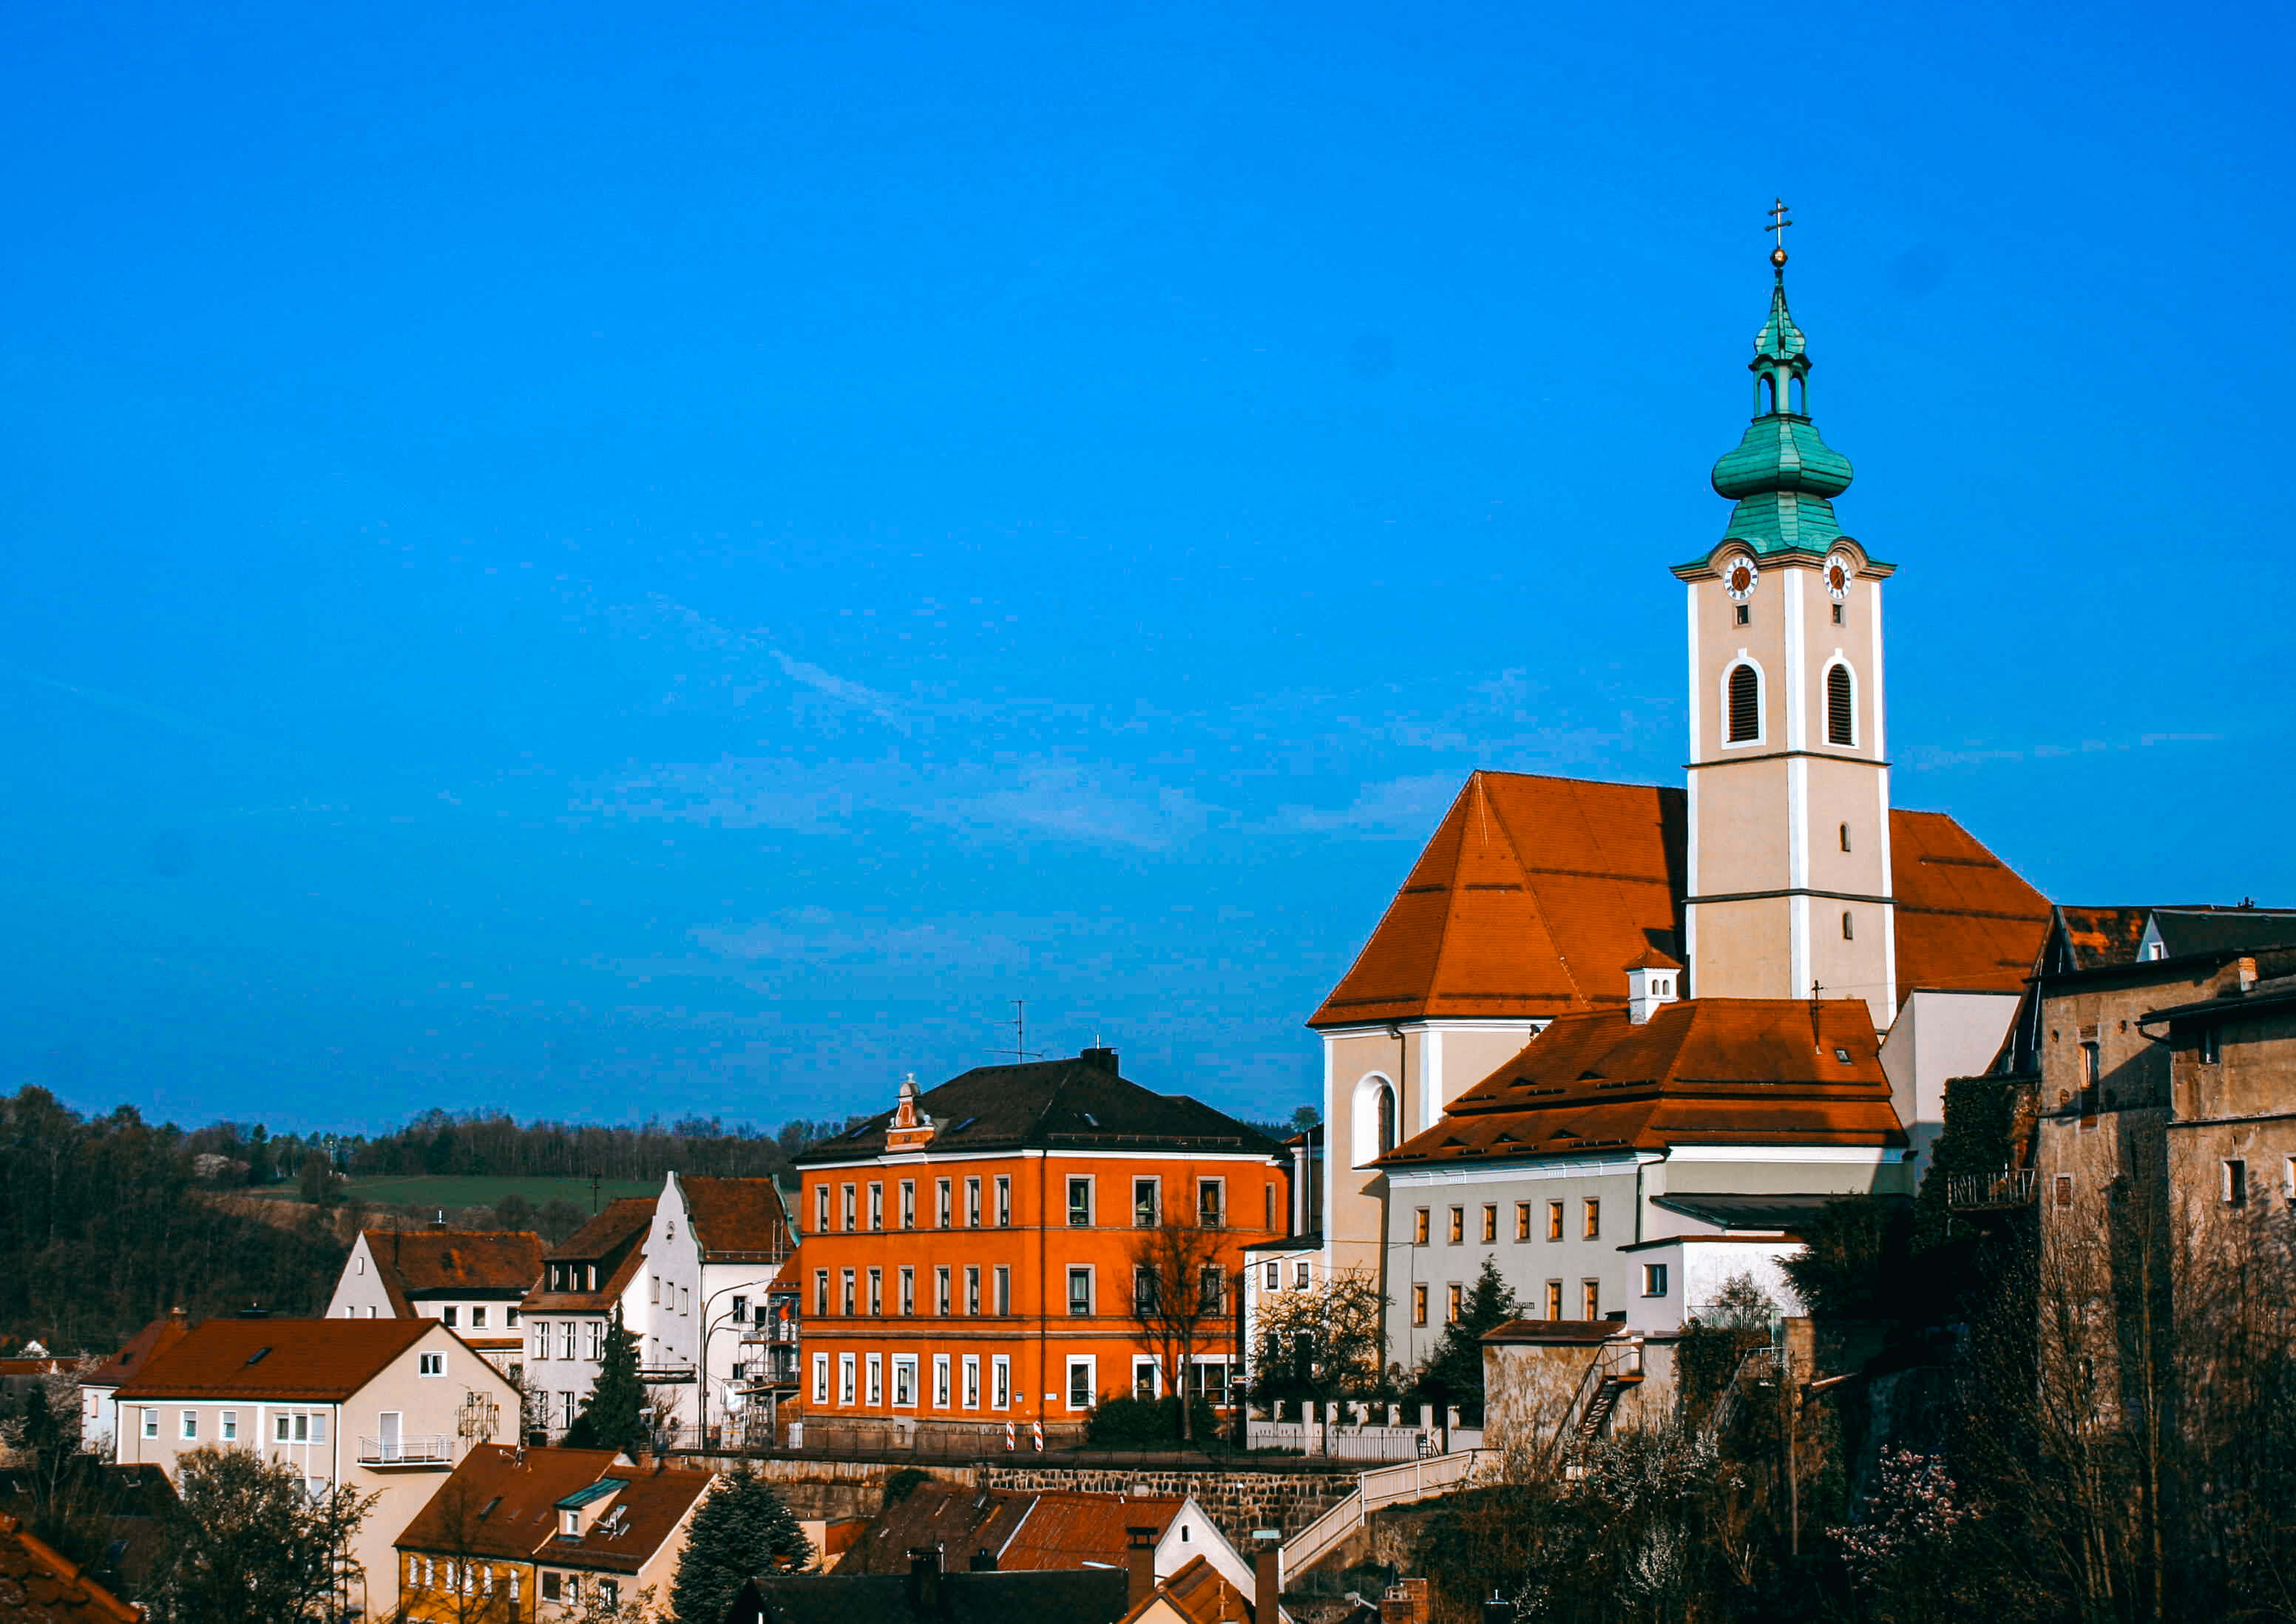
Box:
<box><xmin>1726</xmin><ymin>663</ymin><xmax>1761</xmax><ymax>744</ymax></box>
<box><xmin>1826</xmin><ymin>664</ymin><xmax>1855</xmax><ymax>745</ymax></box>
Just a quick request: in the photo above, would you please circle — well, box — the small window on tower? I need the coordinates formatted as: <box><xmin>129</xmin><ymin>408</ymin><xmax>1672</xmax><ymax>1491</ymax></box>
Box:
<box><xmin>1842</xmin><ymin>911</ymin><xmax>1855</xmax><ymax>941</ymax></box>
<box><xmin>1727</xmin><ymin>664</ymin><xmax>1760</xmax><ymax>744</ymax></box>
<box><xmin>1734</xmin><ymin>603</ymin><xmax>1750</xmax><ymax>627</ymax></box>
<box><xmin>1840</xmin><ymin>822</ymin><xmax>1852</xmax><ymax>853</ymax></box>
<box><xmin>1831</xmin><ymin>603</ymin><xmax>1844</xmax><ymax>625</ymax></box>
<box><xmin>1826</xmin><ymin>665</ymin><xmax>1855</xmax><ymax>745</ymax></box>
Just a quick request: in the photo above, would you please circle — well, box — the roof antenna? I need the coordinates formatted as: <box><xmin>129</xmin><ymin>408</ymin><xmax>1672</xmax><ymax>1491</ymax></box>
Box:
<box><xmin>989</xmin><ymin>998</ymin><xmax>1043</xmax><ymax>1063</ymax></box>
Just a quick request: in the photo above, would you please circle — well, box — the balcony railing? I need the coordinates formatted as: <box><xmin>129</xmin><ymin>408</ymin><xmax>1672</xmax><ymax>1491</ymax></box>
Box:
<box><xmin>358</xmin><ymin>1435</ymin><xmax>454</xmax><ymax>1466</ymax></box>
<box><xmin>1947</xmin><ymin>1167</ymin><xmax>2039</xmax><ymax>1211</ymax></box>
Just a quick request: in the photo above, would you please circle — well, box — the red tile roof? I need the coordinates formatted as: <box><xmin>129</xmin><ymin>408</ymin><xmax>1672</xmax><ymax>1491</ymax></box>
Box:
<box><xmin>84</xmin><ymin>1313</ymin><xmax>194</xmax><ymax>1390</ymax></box>
<box><xmin>396</xmin><ymin>1445</ymin><xmax>626</xmax><ymax>1562</ymax></box>
<box><xmin>362</xmin><ymin>1231</ymin><xmax>545</xmax><ymax>1313</ymax></box>
<box><xmin>1309</xmin><ymin>772</ymin><xmax>2048</xmax><ymax>1025</ymax></box>
<box><xmin>112</xmin><ymin>1318</ymin><xmax>430</xmax><ymax>1402</ymax></box>
<box><xmin>680</xmin><ymin>1179</ymin><xmax>794</xmax><ymax>1262</ymax></box>
<box><xmin>998</xmin><ymin>1491</ymin><xmax>1185</xmax><ymax>1571</ymax></box>
<box><xmin>1378</xmin><ymin>998</ymin><xmax>1905</xmax><ymax>1167</ymax></box>
<box><xmin>523</xmin><ymin>1199</ymin><xmax>656</xmax><ymax>1314</ymax></box>
<box><xmin>395</xmin><ymin>1446</ymin><xmax>713</xmax><ymax>1574</ymax></box>
<box><xmin>1117</xmin><ymin>1555</ymin><xmax>1259</xmax><ymax>1624</ymax></box>
<box><xmin>0</xmin><ymin>1512</ymin><xmax>141</xmax><ymax>1622</ymax></box>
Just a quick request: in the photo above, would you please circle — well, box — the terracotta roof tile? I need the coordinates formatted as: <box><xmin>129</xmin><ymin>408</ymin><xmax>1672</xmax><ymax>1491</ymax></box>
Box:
<box><xmin>1310</xmin><ymin>772</ymin><xmax>2049</xmax><ymax>1024</ymax></box>
<box><xmin>85</xmin><ymin>1313</ymin><xmax>194</xmax><ymax>1390</ymax></box>
<box><xmin>396</xmin><ymin>1444</ymin><xmax>626</xmax><ymax>1562</ymax></box>
<box><xmin>112</xmin><ymin>1317</ymin><xmax>430</xmax><ymax>1403</ymax></box>
<box><xmin>523</xmin><ymin>1200</ymin><xmax>656</xmax><ymax>1313</ymax></box>
<box><xmin>363</xmin><ymin>1231</ymin><xmax>544</xmax><ymax>1309</ymax></box>
<box><xmin>1117</xmin><ymin>1555</ymin><xmax>1260</xmax><ymax>1624</ymax></box>
<box><xmin>1378</xmin><ymin>998</ymin><xmax>1904</xmax><ymax>1167</ymax></box>
<box><xmin>0</xmin><ymin>1512</ymin><xmax>142</xmax><ymax>1623</ymax></box>
<box><xmin>997</xmin><ymin>1491</ymin><xmax>1184</xmax><ymax>1571</ymax></box>
<box><xmin>680</xmin><ymin>1179</ymin><xmax>794</xmax><ymax>1262</ymax></box>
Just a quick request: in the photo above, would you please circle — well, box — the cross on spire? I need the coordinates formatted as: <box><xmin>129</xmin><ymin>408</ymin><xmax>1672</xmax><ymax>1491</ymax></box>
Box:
<box><xmin>1767</xmin><ymin>199</ymin><xmax>1793</xmax><ymax>268</ymax></box>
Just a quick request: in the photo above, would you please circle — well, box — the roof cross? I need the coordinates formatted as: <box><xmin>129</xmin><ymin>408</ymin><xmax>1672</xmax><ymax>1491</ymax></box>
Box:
<box><xmin>1767</xmin><ymin>199</ymin><xmax>1793</xmax><ymax>268</ymax></box>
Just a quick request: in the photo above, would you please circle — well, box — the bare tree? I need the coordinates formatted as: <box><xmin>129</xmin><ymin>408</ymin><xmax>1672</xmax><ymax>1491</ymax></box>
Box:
<box><xmin>1127</xmin><ymin>1219</ymin><xmax>1228</xmax><ymax>1441</ymax></box>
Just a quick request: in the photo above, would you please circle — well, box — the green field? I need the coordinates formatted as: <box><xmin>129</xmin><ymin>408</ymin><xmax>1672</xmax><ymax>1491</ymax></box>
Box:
<box><xmin>252</xmin><ymin>1174</ymin><xmax>663</xmax><ymax>1211</ymax></box>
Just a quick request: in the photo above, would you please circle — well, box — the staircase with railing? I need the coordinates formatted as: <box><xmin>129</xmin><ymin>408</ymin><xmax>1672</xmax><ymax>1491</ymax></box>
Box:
<box><xmin>1276</xmin><ymin>1449</ymin><xmax>1494</xmax><ymax>1586</ymax></box>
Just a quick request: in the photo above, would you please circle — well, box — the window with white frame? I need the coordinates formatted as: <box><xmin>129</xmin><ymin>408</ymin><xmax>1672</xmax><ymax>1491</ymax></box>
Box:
<box><xmin>962</xmin><ymin>1356</ymin><xmax>981</xmax><ymax>1409</ymax></box>
<box><xmin>141</xmin><ymin>1410</ymin><xmax>157</xmax><ymax>1440</ymax></box>
<box><xmin>816</xmin><ymin>1185</ymin><xmax>830</xmax><ymax>1234</ymax></box>
<box><xmin>180</xmin><ymin>1410</ymin><xmax>197</xmax><ymax>1441</ymax></box>
<box><xmin>1134</xmin><ymin>1177</ymin><xmax>1161</xmax><ymax>1227</ymax></box>
<box><xmin>1067</xmin><ymin>1266</ymin><xmax>1093</xmax><ymax>1316</ymax></box>
<box><xmin>932</xmin><ymin>1355</ymin><xmax>951</xmax><ymax>1408</ymax></box>
<box><xmin>935</xmin><ymin>1266</ymin><xmax>950</xmax><ymax>1316</ymax></box>
<box><xmin>1067</xmin><ymin>1176</ymin><xmax>1094</xmax><ymax>1227</ymax></box>
<box><xmin>992</xmin><ymin>1356</ymin><xmax>1010</xmax><ymax>1409</ymax></box>
<box><xmin>1066</xmin><ymin>1356</ymin><xmax>1096</xmax><ymax>1410</ymax></box>
<box><xmin>532</xmin><ymin>1323</ymin><xmax>550</xmax><ymax>1361</ymax></box>
<box><xmin>839</xmin><ymin>1353</ymin><xmax>856</xmax><ymax>1406</ymax></box>
<box><xmin>1197</xmin><ymin>1178</ymin><xmax>1225</xmax><ymax>1228</ymax></box>
<box><xmin>586</xmin><ymin>1321</ymin><xmax>603</xmax><ymax>1360</ymax></box>
<box><xmin>865</xmin><ymin>1353</ymin><xmax>883</xmax><ymax>1407</ymax></box>
<box><xmin>220</xmin><ymin>1410</ymin><xmax>237</xmax><ymax>1441</ymax></box>
<box><xmin>1642</xmin><ymin>1263</ymin><xmax>1670</xmax><ymax>1297</ymax></box>
<box><xmin>471</xmin><ymin>1305</ymin><xmax>487</xmax><ymax>1329</ymax></box>
<box><xmin>419</xmin><ymin>1353</ymin><xmax>444</xmax><ymax>1377</ymax></box>
<box><xmin>442</xmin><ymin>1306</ymin><xmax>458</xmax><ymax>1327</ymax></box>
<box><xmin>559</xmin><ymin>1322</ymin><xmax>575</xmax><ymax>1360</ymax></box>
<box><xmin>813</xmin><ymin>1353</ymin><xmax>830</xmax><ymax>1405</ymax></box>
<box><xmin>995</xmin><ymin>1176</ymin><xmax>1012</xmax><ymax>1226</ymax></box>
<box><xmin>892</xmin><ymin>1355</ymin><xmax>916</xmax><ymax>1407</ymax></box>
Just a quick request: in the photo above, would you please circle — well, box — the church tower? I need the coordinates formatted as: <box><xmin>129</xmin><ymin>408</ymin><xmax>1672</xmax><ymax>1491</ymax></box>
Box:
<box><xmin>1676</xmin><ymin>220</ymin><xmax>1897</xmax><ymax>1029</ymax></box>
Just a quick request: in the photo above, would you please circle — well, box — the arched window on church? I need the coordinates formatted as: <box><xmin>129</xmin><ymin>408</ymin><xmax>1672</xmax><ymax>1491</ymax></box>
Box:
<box><xmin>1727</xmin><ymin>663</ymin><xmax>1761</xmax><ymax>744</ymax></box>
<box><xmin>1826</xmin><ymin>664</ymin><xmax>1855</xmax><ymax>745</ymax></box>
<box><xmin>1352</xmin><ymin>1074</ymin><xmax>1399</xmax><ymax>1167</ymax></box>
<box><xmin>1378</xmin><ymin>1083</ymin><xmax>1396</xmax><ymax>1156</ymax></box>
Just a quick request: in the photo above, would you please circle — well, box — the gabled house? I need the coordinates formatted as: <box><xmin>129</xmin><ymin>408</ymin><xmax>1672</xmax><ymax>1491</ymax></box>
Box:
<box><xmin>393</xmin><ymin>1443</ymin><xmax>715</xmax><ymax>1621</ymax></box>
<box><xmin>519</xmin><ymin>1200</ymin><xmax>654</xmax><ymax>1443</ymax></box>
<box><xmin>634</xmin><ymin>1174</ymin><xmax>796</xmax><ymax>1444</ymax></box>
<box><xmin>110</xmin><ymin>1316</ymin><xmax>517</xmax><ymax>1617</ymax></box>
<box><xmin>78</xmin><ymin>1310</ymin><xmax>192</xmax><ymax>1455</ymax></box>
<box><xmin>326</xmin><ymin>1230</ymin><xmax>546</xmax><ymax>1378</ymax></box>
<box><xmin>834</xmin><ymin>1479</ymin><xmax>1251</xmax><ymax>1594</ymax></box>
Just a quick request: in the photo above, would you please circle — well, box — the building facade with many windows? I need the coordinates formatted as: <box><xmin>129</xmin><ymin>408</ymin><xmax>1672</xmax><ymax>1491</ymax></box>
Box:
<box><xmin>792</xmin><ymin>1049</ymin><xmax>1287</xmax><ymax>1443</ymax></box>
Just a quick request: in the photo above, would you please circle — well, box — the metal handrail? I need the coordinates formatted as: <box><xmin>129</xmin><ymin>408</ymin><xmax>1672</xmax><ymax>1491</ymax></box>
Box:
<box><xmin>1947</xmin><ymin>1167</ymin><xmax>2039</xmax><ymax>1209</ymax></box>
<box><xmin>359</xmin><ymin>1435</ymin><xmax>454</xmax><ymax>1464</ymax></box>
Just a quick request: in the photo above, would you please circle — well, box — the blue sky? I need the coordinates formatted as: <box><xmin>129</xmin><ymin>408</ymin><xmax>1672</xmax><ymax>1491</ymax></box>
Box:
<box><xmin>4</xmin><ymin>0</ymin><xmax>2292</xmax><ymax>1136</ymax></box>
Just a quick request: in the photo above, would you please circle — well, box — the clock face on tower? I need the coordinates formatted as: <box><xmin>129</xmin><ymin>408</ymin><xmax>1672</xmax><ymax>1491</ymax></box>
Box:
<box><xmin>1724</xmin><ymin>556</ymin><xmax>1758</xmax><ymax>600</ymax></box>
<box><xmin>1825</xmin><ymin>552</ymin><xmax>1853</xmax><ymax>600</ymax></box>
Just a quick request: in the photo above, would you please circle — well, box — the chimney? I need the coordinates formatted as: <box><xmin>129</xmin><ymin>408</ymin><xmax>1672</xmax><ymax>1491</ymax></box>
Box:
<box><xmin>906</xmin><ymin>1544</ymin><xmax>943</xmax><ymax>1612</ymax></box>
<box><xmin>1480</xmin><ymin>1592</ymin><xmax>1513</xmax><ymax>1624</ymax></box>
<box><xmin>2238</xmin><ymin>956</ymin><xmax>2259</xmax><ymax>993</ymax></box>
<box><xmin>1252</xmin><ymin>1531</ymin><xmax>1280</xmax><ymax>1623</ymax></box>
<box><xmin>1125</xmin><ymin>1526</ymin><xmax>1158</xmax><ymax>1611</ymax></box>
<box><xmin>968</xmin><ymin>1546</ymin><xmax>998</xmax><ymax>1571</ymax></box>
<box><xmin>1380</xmin><ymin>1575</ymin><xmax>1429</xmax><ymax>1624</ymax></box>
<box><xmin>1081</xmin><ymin>1046</ymin><xmax>1120</xmax><ymax>1075</ymax></box>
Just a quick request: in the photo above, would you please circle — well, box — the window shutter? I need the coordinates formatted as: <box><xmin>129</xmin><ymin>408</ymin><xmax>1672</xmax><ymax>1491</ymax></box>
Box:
<box><xmin>1727</xmin><ymin>665</ymin><xmax>1760</xmax><ymax>743</ymax></box>
<box><xmin>1826</xmin><ymin>665</ymin><xmax>1854</xmax><ymax>745</ymax></box>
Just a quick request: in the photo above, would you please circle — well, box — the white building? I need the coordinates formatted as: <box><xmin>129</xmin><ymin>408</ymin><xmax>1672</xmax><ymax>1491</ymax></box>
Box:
<box><xmin>325</xmin><ymin>1228</ymin><xmax>544</xmax><ymax>1378</ymax></box>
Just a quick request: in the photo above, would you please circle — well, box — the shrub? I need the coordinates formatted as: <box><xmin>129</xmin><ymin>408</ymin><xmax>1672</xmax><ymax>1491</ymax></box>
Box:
<box><xmin>1083</xmin><ymin>1394</ymin><xmax>1221</xmax><ymax>1447</ymax></box>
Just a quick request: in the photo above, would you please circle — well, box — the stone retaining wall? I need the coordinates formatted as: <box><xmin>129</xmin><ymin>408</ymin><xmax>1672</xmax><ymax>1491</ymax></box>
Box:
<box><xmin>979</xmin><ymin>1464</ymin><xmax>1356</xmax><ymax>1544</ymax></box>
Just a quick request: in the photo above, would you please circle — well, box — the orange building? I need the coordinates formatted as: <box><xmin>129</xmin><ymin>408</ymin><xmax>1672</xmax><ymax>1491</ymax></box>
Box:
<box><xmin>791</xmin><ymin>1049</ymin><xmax>1288</xmax><ymax>1444</ymax></box>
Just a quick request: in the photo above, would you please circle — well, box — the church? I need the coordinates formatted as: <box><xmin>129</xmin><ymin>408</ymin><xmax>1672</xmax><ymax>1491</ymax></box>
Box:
<box><xmin>1296</xmin><ymin>231</ymin><xmax>2053</xmax><ymax>1359</ymax></box>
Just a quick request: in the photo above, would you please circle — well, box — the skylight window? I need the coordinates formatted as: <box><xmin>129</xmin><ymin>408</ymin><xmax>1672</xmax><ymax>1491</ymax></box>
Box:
<box><xmin>244</xmin><ymin>1347</ymin><xmax>271</xmax><ymax>1366</ymax></box>
<box><xmin>1833</xmin><ymin>1048</ymin><xmax>1852</xmax><ymax>1063</ymax></box>
<box><xmin>1079</xmin><ymin>1112</ymin><xmax>1100</xmax><ymax>1128</ymax></box>
<box><xmin>949</xmin><ymin>1117</ymin><xmax>977</xmax><ymax>1134</ymax></box>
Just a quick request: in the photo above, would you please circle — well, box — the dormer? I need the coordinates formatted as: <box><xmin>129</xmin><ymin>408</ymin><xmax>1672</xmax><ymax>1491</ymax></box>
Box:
<box><xmin>884</xmin><ymin>1072</ymin><xmax>936</xmax><ymax>1153</ymax></box>
<box><xmin>1625</xmin><ymin>948</ymin><xmax>1684</xmax><ymax>1025</ymax></box>
<box><xmin>555</xmin><ymin>1476</ymin><xmax>629</xmax><ymax>1540</ymax></box>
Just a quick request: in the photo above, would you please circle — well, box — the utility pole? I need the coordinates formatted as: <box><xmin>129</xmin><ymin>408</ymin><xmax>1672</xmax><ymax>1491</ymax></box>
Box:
<box><xmin>589</xmin><ymin>1171</ymin><xmax>602</xmax><ymax>1214</ymax></box>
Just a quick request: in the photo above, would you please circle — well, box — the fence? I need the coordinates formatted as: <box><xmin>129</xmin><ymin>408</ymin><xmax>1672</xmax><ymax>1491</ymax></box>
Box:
<box><xmin>1946</xmin><ymin>1166</ymin><xmax>2039</xmax><ymax>1210</ymax></box>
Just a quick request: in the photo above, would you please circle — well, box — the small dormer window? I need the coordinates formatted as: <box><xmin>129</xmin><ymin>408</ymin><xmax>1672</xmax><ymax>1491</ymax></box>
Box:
<box><xmin>563</xmin><ymin>1510</ymin><xmax>580</xmax><ymax>1538</ymax></box>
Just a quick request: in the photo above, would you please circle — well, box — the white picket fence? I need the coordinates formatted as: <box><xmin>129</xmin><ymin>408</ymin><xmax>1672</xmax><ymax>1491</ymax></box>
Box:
<box><xmin>1278</xmin><ymin>1449</ymin><xmax>1496</xmax><ymax>1585</ymax></box>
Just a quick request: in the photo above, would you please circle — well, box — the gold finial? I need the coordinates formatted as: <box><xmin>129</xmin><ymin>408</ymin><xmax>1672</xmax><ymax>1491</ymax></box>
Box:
<box><xmin>1767</xmin><ymin>198</ymin><xmax>1793</xmax><ymax>268</ymax></box>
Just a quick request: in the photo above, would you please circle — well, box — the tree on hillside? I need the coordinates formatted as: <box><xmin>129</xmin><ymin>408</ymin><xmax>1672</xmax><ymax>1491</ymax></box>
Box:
<box><xmin>564</xmin><ymin>1308</ymin><xmax>646</xmax><ymax>1452</ymax></box>
<box><xmin>297</xmin><ymin>1150</ymin><xmax>339</xmax><ymax>1207</ymax></box>
<box><xmin>1126</xmin><ymin>1217</ymin><xmax>1229</xmax><ymax>1441</ymax></box>
<box><xmin>151</xmin><ymin>1446</ymin><xmax>376</xmax><ymax>1624</ymax></box>
<box><xmin>1414</xmin><ymin>1257</ymin><xmax>1518</xmax><ymax>1424</ymax></box>
<box><xmin>668</xmin><ymin>1464</ymin><xmax>810</xmax><ymax>1624</ymax></box>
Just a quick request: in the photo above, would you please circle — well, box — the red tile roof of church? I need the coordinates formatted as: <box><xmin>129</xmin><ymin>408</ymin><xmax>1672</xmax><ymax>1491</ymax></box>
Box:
<box><xmin>1375</xmin><ymin>998</ymin><xmax>1906</xmax><ymax>1165</ymax></box>
<box><xmin>1308</xmin><ymin>772</ymin><xmax>2048</xmax><ymax>1026</ymax></box>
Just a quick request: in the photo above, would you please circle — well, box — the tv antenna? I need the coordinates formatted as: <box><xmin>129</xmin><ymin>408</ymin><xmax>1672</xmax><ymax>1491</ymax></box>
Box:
<box><xmin>990</xmin><ymin>998</ymin><xmax>1043</xmax><ymax>1063</ymax></box>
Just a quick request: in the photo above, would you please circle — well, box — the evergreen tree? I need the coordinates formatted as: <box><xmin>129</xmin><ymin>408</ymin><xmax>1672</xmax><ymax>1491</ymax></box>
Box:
<box><xmin>564</xmin><ymin>1307</ymin><xmax>647</xmax><ymax>1452</ymax></box>
<box><xmin>669</xmin><ymin>1462</ymin><xmax>810</xmax><ymax>1624</ymax></box>
<box><xmin>1413</xmin><ymin>1256</ymin><xmax>1518</xmax><ymax>1423</ymax></box>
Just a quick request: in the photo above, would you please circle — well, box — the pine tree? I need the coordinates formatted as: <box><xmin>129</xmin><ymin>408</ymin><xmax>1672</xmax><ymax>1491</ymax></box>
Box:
<box><xmin>565</xmin><ymin>1307</ymin><xmax>647</xmax><ymax>1453</ymax></box>
<box><xmin>669</xmin><ymin>1461</ymin><xmax>810</xmax><ymax>1624</ymax></box>
<box><xmin>1414</xmin><ymin>1256</ymin><xmax>1519</xmax><ymax>1424</ymax></box>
